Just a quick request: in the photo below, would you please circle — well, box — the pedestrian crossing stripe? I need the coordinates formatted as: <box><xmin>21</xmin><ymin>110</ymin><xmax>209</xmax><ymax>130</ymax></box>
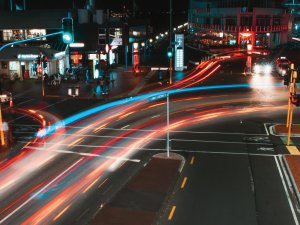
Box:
<box><xmin>286</xmin><ymin>146</ymin><xmax>300</xmax><ymax>155</ymax></box>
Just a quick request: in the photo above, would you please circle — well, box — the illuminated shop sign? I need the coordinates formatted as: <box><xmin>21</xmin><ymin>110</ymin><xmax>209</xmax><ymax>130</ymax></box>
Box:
<box><xmin>69</xmin><ymin>43</ymin><xmax>85</xmax><ymax>48</ymax></box>
<box><xmin>17</xmin><ymin>54</ymin><xmax>39</xmax><ymax>60</ymax></box>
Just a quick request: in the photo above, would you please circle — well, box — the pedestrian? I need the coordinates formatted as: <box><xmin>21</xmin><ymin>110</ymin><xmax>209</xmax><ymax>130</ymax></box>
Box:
<box><xmin>158</xmin><ymin>69</ymin><xmax>163</xmax><ymax>80</ymax></box>
<box><xmin>105</xmin><ymin>76</ymin><xmax>110</xmax><ymax>93</ymax></box>
<box><xmin>111</xmin><ymin>74</ymin><xmax>115</xmax><ymax>87</ymax></box>
<box><xmin>100</xmin><ymin>78</ymin><xmax>105</xmax><ymax>93</ymax></box>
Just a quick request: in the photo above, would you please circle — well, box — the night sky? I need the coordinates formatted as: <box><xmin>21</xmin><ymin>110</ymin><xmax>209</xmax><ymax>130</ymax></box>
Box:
<box><xmin>25</xmin><ymin>0</ymin><xmax>188</xmax><ymax>12</ymax></box>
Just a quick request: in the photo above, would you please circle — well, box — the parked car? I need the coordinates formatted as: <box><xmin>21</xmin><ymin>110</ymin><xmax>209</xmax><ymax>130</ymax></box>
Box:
<box><xmin>275</xmin><ymin>57</ymin><xmax>291</xmax><ymax>76</ymax></box>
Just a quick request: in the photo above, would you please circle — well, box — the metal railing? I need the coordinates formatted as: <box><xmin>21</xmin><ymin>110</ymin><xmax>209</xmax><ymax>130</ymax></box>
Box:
<box><xmin>190</xmin><ymin>23</ymin><xmax>288</xmax><ymax>33</ymax></box>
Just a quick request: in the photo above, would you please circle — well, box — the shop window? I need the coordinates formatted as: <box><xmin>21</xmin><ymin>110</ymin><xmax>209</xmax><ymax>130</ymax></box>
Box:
<box><xmin>25</xmin><ymin>29</ymin><xmax>46</xmax><ymax>40</ymax></box>
<box><xmin>1</xmin><ymin>61</ymin><xmax>8</xmax><ymax>69</ymax></box>
<box><xmin>226</xmin><ymin>17</ymin><xmax>237</xmax><ymax>26</ymax></box>
<box><xmin>256</xmin><ymin>16</ymin><xmax>270</xmax><ymax>26</ymax></box>
<box><xmin>9</xmin><ymin>61</ymin><xmax>17</xmax><ymax>70</ymax></box>
<box><xmin>3</xmin><ymin>29</ymin><xmax>46</xmax><ymax>41</ymax></box>
<box><xmin>240</xmin><ymin>16</ymin><xmax>253</xmax><ymax>26</ymax></box>
<box><xmin>273</xmin><ymin>17</ymin><xmax>281</xmax><ymax>26</ymax></box>
<box><xmin>213</xmin><ymin>18</ymin><xmax>221</xmax><ymax>25</ymax></box>
<box><xmin>3</xmin><ymin>29</ymin><xmax>24</xmax><ymax>41</ymax></box>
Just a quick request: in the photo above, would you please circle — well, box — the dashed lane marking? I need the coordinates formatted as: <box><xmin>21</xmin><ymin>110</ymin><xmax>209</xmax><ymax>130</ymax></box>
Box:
<box><xmin>181</xmin><ymin>177</ymin><xmax>188</xmax><ymax>189</ymax></box>
<box><xmin>168</xmin><ymin>206</ymin><xmax>176</xmax><ymax>220</ymax></box>
<box><xmin>190</xmin><ymin>156</ymin><xmax>195</xmax><ymax>165</ymax></box>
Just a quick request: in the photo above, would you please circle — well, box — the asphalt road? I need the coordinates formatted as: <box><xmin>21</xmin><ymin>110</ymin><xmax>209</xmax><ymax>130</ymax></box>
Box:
<box><xmin>1</xmin><ymin>53</ymin><xmax>299</xmax><ymax>225</ymax></box>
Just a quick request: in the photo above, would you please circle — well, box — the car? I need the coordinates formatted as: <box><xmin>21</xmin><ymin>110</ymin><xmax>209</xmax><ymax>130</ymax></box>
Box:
<box><xmin>275</xmin><ymin>57</ymin><xmax>291</xmax><ymax>76</ymax></box>
<box><xmin>253</xmin><ymin>58</ymin><xmax>273</xmax><ymax>75</ymax></box>
<box><xmin>0</xmin><ymin>91</ymin><xmax>12</xmax><ymax>103</ymax></box>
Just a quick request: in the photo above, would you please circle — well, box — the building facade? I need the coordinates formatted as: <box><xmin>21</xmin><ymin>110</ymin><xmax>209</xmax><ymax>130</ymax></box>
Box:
<box><xmin>188</xmin><ymin>0</ymin><xmax>292</xmax><ymax>49</ymax></box>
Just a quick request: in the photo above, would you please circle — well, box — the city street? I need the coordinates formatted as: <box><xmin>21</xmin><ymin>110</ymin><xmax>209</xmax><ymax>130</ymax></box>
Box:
<box><xmin>2</xmin><ymin>1</ymin><xmax>300</xmax><ymax>223</ymax></box>
<box><xmin>1</xmin><ymin>50</ymin><xmax>300</xmax><ymax>224</ymax></box>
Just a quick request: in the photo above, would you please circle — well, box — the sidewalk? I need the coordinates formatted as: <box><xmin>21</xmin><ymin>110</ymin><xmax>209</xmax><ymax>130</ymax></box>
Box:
<box><xmin>273</xmin><ymin>124</ymin><xmax>300</xmax><ymax>205</ymax></box>
<box><xmin>89</xmin><ymin>153</ymin><xmax>185</xmax><ymax>225</ymax></box>
<box><xmin>1</xmin><ymin>66</ymin><xmax>153</xmax><ymax>100</ymax></box>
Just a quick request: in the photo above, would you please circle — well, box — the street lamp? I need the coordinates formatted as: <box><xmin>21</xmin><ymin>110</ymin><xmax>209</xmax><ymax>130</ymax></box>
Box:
<box><xmin>169</xmin><ymin>0</ymin><xmax>173</xmax><ymax>85</ymax></box>
<box><xmin>166</xmin><ymin>92</ymin><xmax>170</xmax><ymax>157</ymax></box>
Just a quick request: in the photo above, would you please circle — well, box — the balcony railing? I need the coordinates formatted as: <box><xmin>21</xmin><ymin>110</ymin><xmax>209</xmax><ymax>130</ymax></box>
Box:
<box><xmin>190</xmin><ymin>23</ymin><xmax>288</xmax><ymax>33</ymax></box>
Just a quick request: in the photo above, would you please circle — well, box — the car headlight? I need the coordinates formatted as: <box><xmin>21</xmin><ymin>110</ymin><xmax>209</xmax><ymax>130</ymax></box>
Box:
<box><xmin>264</xmin><ymin>64</ymin><xmax>272</xmax><ymax>74</ymax></box>
<box><xmin>254</xmin><ymin>65</ymin><xmax>261</xmax><ymax>74</ymax></box>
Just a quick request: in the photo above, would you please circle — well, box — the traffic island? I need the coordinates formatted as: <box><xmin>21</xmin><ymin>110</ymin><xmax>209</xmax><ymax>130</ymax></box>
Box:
<box><xmin>89</xmin><ymin>153</ymin><xmax>185</xmax><ymax>225</ymax></box>
<box><xmin>272</xmin><ymin>124</ymin><xmax>300</xmax><ymax>136</ymax></box>
<box><xmin>283</xmin><ymin>156</ymin><xmax>300</xmax><ymax>203</ymax></box>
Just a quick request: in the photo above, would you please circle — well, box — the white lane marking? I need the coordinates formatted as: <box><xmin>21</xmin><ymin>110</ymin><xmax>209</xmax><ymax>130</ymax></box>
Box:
<box><xmin>0</xmin><ymin>158</ymin><xmax>84</xmax><ymax>224</ymax></box>
<box><xmin>7</xmin><ymin>99</ymin><xmax>66</xmax><ymax>123</ymax></box>
<box><xmin>171</xmin><ymin>138</ymin><xmax>274</xmax><ymax>146</ymax></box>
<box><xmin>55</xmin><ymin>125</ymin><xmax>269</xmax><ymax>136</ymax></box>
<box><xmin>19</xmin><ymin>141</ymin><xmax>277</xmax><ymax>157</ymax></box>
<box><xmin>263</xmin><ymin>123</ymin><xmax>270</xmax><ymax>135</ymax></box>
<box><xmin>6</xmin><ymin>99</ymin><xmax>34</xmax><ymax>108</ymax></box>
<box><xmin>23</xmin><ymin>146</ymin><xmax>140</xmax><ymax>163</ymax></box>
<box><xmin>121</xmin><ymin>125</ymin><xmax>130</xmax><ymax>130</ymax></box>
<box><xmin>151</xmin><ymin>115</ymin><xmax>160</xmax><ymax>118</ymax></box>
<box><xmin>274</xmin><ymin>156</ymin><xmax>299</xmax><ymax>225</ymax></box>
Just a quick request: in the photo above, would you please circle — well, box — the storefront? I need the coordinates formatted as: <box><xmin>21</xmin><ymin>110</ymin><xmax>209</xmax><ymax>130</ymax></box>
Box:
<box><xmin>0</xmin><ymin>47</ymin><xmax>63</xmax><ymax>79</ymax></box>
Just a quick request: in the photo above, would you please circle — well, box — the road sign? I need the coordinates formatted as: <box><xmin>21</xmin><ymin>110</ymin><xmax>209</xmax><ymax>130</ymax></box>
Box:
<box><xmin>148</xmin><ymin>93</ymin><xmax>167</xmax><ymax>102</ymax></box>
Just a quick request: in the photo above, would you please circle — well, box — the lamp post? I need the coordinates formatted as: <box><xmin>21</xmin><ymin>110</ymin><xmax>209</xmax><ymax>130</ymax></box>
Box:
<box><xmin>166</xmin><ymin>92</ymin><xmax>170</xmax><ymax>157</ymax></box>
<box><xmin>169</xmin><ymin>0</ymin><xmax>173</xmax><ymax>85</ymax></box>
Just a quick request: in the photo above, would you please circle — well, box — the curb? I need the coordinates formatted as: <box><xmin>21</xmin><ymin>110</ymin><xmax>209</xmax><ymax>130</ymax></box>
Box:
<box><xmin>88</xmin><ymin>153</ymin><xmax>185</xmax><ymax>225</ymax></box>
<box><xmin>152</xmin><ymin>153</ymin><xmax>186</xmax><ymax>225</ymax></box>
<box><xmin>282</xmin><ymin>155</ymin><xmax>300</xmax><ymax>205</ymax></box>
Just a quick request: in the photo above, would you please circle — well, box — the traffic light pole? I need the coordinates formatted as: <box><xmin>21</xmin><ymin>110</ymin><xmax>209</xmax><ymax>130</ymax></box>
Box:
<box><xmin>42</xmin><ymin>75</ymin><xmax>45</xmax><ymax>97</ymax></box>
<box><xmin>287</xmin><ymin>64</ymin><xmax>297</xmax><ymax>146</ymax></box>
<box><xmin>166</xmin><ymin>92</ymin><xmax>170</xmax><ymax>157</ymax></box>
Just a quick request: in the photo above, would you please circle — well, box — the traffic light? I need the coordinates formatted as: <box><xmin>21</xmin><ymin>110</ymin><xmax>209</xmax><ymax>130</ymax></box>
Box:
<box><xmin>42</xmin><ymin>56</ymin><xmax>48</xmax><ymax>69</ymax></box>
<box><xmin>62</xmin><ymin>17</ymin><xmax>74</xmax><ymax>44</ymax></box>
<box><xmin>167</xmin><ymin>47</ymin><xmax>173</xmax><ymax>58</ymax></box>
<box><xmin>291</xmin><ymin>93</ymin><xmax>300</xmax><ymax>107</ymax></box>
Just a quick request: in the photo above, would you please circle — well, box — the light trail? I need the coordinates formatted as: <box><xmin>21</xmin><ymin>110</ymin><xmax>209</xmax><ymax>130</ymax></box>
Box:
<box><xmin>0</xmin><ymin>82</ymin><xmax>287</xmax><ymax>224</ymax></box>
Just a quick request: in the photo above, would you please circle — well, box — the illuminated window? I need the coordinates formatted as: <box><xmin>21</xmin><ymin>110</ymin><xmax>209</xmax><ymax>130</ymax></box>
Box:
<box><xmin>2</xmin><ymin>29</ymin><xmax>46</xmax><ymax>41</ymax></box>
<box><xmin>25</xmin><ymin>29</ymin><xmax>46</xmax><ymax>40</ymax></box>
<box><xmin>3</xmin><ymin>29</ymin><xmax>24</xmax><ymax>41</ymax></box>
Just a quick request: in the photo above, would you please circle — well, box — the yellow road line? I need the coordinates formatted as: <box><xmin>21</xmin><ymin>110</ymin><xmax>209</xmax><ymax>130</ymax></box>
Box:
<box><xmin>53</xmin><ymin>205</ymin><xmax>70</xmax><ymax>221</ymax></box>
<box><xmin>181</xmin><ymin>177</ymin><xmax>187</xmax><ymax>189</ymax></box>
<box><xmin>190</xmin><ymin>156</ymin><xmax>195</xmax><ymax>165</ymax></box>
<box><xmin>286</xmin><ymin>146</ymin><xmax>300</xmax><ymax>155</ymax></box>
<box><xmin>168</xmin><ymin>206</ymin><xmax>176</xmax><ymax>220</ymax></box>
